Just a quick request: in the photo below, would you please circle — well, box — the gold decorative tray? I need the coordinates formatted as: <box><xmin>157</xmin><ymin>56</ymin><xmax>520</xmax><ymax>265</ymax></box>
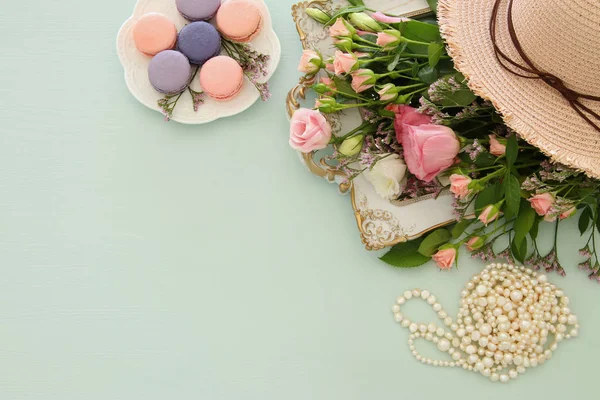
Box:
<box><xmin>287</xmin><ymin>0</ymin><xmax>458</xmax><ymax>250</ymax></box>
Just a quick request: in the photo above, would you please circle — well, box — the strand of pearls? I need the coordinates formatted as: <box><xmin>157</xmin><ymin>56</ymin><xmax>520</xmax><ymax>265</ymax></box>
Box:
<box><xmin>391</xmin><ymin>263</ymin><xmax>579</xmax><ymax>383</ymax></box>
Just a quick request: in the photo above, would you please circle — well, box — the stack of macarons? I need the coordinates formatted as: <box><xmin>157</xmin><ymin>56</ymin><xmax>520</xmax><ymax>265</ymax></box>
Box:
<box><xmin>131</xmin><ymin>0</ymin><xmax>264</xmax><ymax>102</ymax></box>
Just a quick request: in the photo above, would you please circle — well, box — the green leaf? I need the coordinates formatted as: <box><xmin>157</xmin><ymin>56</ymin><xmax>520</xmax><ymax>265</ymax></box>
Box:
<box><xmin>418</xmin><ymin>229</ymin><xmax>452</xmax><ymax>257</ymax></box>
<box><xmin>511</xmin><ymin>237</ymin><xmax>528</xmax><ymax>263</ymax></box>
<box><xmin>325</xmin><ymin>6</ymin><xmax>366</xmax><ymax>25</ymax></box>
<box><xmin>428</xmin><ymin>42</ymin><xmax>444</xmax><ymax>68</ymax></box>
<box><xmin>333</xmin><ymin>76</ymin><xmax>356</xmax><ymax>97</ymax></box>
<box><xmin>418</xmin><ymin>66</ymin><xmax>439</xmax><ymax>84</ymax></box>
<box><xmin>452</xmin><ymin>219</ymin><xmax>473</xmax><ymax>239</ymax></box>
<box><xmin>411</xmin><ymin>61</ymin><xmax>420</xmax><ymax>77</ymax></box>
<box><xmin>506</xmin><ymin>134</ymin><xmax>518</xmax><ymax>167</ymax></box>
<box><xmin>380</xmin><ymin>239</ymin><xmax>431</xmax><ymax>268</ymax></box>
<box><xmin>579</xmin><ymin>206</ymin><xmax>592</xmax><ymax>235</ymax></box>
<box><xmin>388</xmin><ymin>51</ymin><xmax>402</xmax><ymax>72</ymax></box>
<box><xmin>377</xmin><ymin>109</ymin><xmax>396</xmax><ymax>118</ymax></box>
<box><xmin>513</xmin><ymin>200</ymin><xmax>536</xmax><ymax>247</ymax></box>
<box><xmin>347</xmin><ymin>0</ymin><xmax>365</xmax><ymax>6</ymax></box>
<box><xmin>401</xmin><ymin>20</ymin><xmax>442</xmax><ymax>43</ymax></box>
<box><xmin>426</xmin><ymin>0</ymin><xmax>438</xmax><ymax>14</ymax></box>
<box><xmin>504</xmin><ymin>173</ymin><xmax>521</xmax><ymax>220</ymax></box>
<box><xmin>438</xmin><ymin>89</ymin><xmax>477</xmax><ymax>107</ymax></box>
<box><xmin>530</xmin><ymin>216</ymin><xmax>541</xmax><ymax>240</ymax></box>
<box><xmin>474</xmin><ymin>183</ymin><xmax>501</xmax><ymax>216</ymax></box>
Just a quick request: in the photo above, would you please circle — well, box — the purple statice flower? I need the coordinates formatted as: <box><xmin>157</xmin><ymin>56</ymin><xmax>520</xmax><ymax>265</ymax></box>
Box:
<box><xmin>578</xmin><ymin>259</ymin><xmax>593</xmax><ymax>273</ymax></box>
<box><xmin>359</xmin><ymin>151</ymin><xmax>375</xmax><ymax>168</ymax></box>
<box><xmin>579</xmin><ymin>245</ymin><xmax>592</xmax><ymax>258</ymax></box>
<box><xmin>539</xmin><ymin>161</ymin><xmax>579</xmax><ymax>182</ymax></box>
<box><xmin>462</xmin><ymin>139</ymin><xmax>485</xmax><ymax>161</ymax></box>
<box><xmin>471</xmin><ymin>242</ymin><xmax>496</xmax><ymax>262</ymax></box>
<box><xmin>521</xmin><ymin>174</ymin><xmax>544</xmax><ymax>192</ymax></box>
<box><xmin>495</xmin><ymin>248</ymin><xmax>515</xmax><ymax>265</ymax></box>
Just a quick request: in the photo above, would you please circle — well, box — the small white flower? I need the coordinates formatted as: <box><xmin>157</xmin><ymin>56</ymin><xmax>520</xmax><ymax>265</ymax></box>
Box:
<box><xmin>362</xmin><ymin>154</ymin><xmax>407</xmax><ymax>200</ymax></box>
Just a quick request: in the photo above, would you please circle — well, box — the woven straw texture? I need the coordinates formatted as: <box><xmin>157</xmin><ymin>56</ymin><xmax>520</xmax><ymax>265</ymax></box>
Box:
<box><xmin>438</xmin><ymin>0</ymin><xmax>600</xmax><ymax>178</ymax></box>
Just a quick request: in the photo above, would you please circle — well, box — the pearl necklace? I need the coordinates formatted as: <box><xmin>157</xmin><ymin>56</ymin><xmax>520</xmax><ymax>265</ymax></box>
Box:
<box><xmin>391</xmin><ymin>263</ymin><xmax>579</xmax><ymax>383</ymax></box>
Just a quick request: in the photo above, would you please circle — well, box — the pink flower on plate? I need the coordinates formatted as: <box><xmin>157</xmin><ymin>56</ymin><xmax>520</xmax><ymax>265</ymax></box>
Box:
<box><xmin>350</xmin><ymin>69</ymin><xmax>376</xmax><ymax>93</ymax></box>
<box><xmin>432</xmin><ymin>247</ymin><xmax>456</xmax><ymax>270</ymax></box>
<box><xmin>333</xmin><ymin>51</ymin><xmax>358</xmax><ymax>75</ymax></box>
<box><xmin>402</xmin><ymin>124</ymin><xmax>460</xmax><ymax>182</ymax></box>
<box><xmin>388</xmin><ymin>105</ymin><xmax>432</xmax><ymax>144</ymax></box>
<box><xmin>528</xmin><ymin>192</ymin><xmax>555</xmax><ymax>216</ymax></box>
<box><xmin>449</xmin><ymin>174</ymin><xmax>472</xmax><ymax>199</ymax></box>
<box><xmin>297</xmin><ymin>49</ymin><xmax>321</xmax><ymax>74</ymax></box>
<box><xmin>329</xmin><ymin>18</ymin><xmax>351</xmax><ymax>37</ymax></box>
<box><xmin>371</xmin><ymin>11</ymin><xmax>410</xmax><ymax>24</ymax></box>
<box><xmin>376</xmin><ymin>32</ymin><xmax>399</xmax><ymax>47</ymax></box>
<box><xmin>489</xmin><ymin>134</ymin><xmax>506</xmax><ymax>157</ymax></box>
<box><xmin>289</xmin><ymin>108</ymin><xmax>332</xmax><ymax>153</ymax></box>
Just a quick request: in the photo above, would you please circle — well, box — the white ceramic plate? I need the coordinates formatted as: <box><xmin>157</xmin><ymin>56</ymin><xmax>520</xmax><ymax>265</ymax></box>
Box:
<box><xmin>117</xmin><ymin>0</ymin><xmax>281</xmax><ymax>124</ymax></box>
<box><xmin>288</xmin><ymin>0</ymin><xmax>462</xmax><ymax>251</ymax></box>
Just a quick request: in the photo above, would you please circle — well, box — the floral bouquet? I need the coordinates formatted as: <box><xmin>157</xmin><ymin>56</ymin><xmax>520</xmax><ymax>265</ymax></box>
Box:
<box><xmin>289</xmin><ymin>0</ymin><xmax>600</xmax><ymax>282</ymax></box>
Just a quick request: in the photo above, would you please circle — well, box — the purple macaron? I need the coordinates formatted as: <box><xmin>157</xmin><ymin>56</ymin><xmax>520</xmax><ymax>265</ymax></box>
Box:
<box><xmin>148</xmin><ymin>50</ymin><xmax>192</xmax><ymax>95</ymax></box>
<box><xmin>176</xmin><ymin>0</ymin><xmax>221</xmax><ymax>22</ymax></box>
<box><xmin>177</xmin><ymin>21</ymin><xmax>221</xmax><ymax>65</ymax></box>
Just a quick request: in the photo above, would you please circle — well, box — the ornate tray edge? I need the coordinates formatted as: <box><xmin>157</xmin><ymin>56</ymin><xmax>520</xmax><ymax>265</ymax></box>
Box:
<box><xmin>288</xmin><ymin>1</ymin><xmax>459</xmax><ymax>251</ymax></box>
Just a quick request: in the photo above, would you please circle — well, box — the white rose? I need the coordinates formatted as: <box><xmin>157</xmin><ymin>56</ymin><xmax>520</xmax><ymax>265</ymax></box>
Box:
<box><xmin>363</xmin><ymin>154</ymin><xmax>407</xmax><ymax>200</ymax></box>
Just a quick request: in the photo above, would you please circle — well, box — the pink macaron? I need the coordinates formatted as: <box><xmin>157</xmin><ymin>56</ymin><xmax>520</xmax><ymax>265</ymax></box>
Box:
<box><xmin>215</xmin><ymin>0</ymin><xmax>263</xmax><ymax>43</ymax></box>
<box><xmin>199</xmin><ymin>56</ymin><xmax>244</xmax><ymax>101</ymax></box>
<box><xmin>133</xmin><ymin>13</ymin><xmax>177</xmax><ymax>56</ymax></box>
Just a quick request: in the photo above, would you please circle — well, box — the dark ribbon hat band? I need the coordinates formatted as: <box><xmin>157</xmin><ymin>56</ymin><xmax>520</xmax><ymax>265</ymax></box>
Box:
<box><xmin>490</xmin><ymin>0</ymin><xmax>600</xmax><ymax>132</ymax></box>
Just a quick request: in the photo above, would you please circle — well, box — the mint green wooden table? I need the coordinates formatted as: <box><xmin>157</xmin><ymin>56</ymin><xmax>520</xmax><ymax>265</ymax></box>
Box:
<box><xmin>0</xmin><ymin>1</ymin><xmax>598</xmax><ymax>398</ymax></box>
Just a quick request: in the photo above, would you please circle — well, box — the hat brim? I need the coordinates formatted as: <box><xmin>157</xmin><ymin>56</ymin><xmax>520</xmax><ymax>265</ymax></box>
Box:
<box><xmin>438</xmin><ymin>0</ymin><xmax>600</xmax><ymax>178</ymax></box>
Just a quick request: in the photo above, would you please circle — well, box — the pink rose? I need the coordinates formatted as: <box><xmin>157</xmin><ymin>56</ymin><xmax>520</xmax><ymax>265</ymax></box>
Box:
<box><xmin>528</xmin><ymin>192</ymin><xmax>555</xmax><ymax>216</ymax></box>
<box><xmin>402</xmin><ymin>124</ymin><xmax>460</xmax><ymax>182</ymax></box>
<box><xmin>289</xmin><ymin>108</ymin><xmax>332</xmax><ymax>153</ymax></box>
<box><xmin>325</xmin><ymin>63</ymin><xmax>335</xmax><ymax>73</ymax></box>
<box><xmin>371</xmin><ymin>11</ymin><xmax>410</xmax><ymax>24</ymax></box>
<box><xmin>478</xmin><ymin>204</ymin><xmax>500</xmax><ymax>226</ymax></box>
<box><xmin>376</xmin><ymin>32</ymin><xmax>399</xmax><ymax>47</ymax></box>
<box><xmin>560</xmin><ymin>206</ymin><xmax>577</xmax><ymax>220</ymax></box>
<box><xmin>432</xmin><ymin>247</ymin><xmax>456</xmax><ymax>270</ymax></box>
<box><xmin>354</xmin><ymin>51</ymin><xmax>369</xmax><ymax>58</ymax></box>
<box><xmin>389</xmin><ymin>105</ymin><xmax>432</xmax><ymax>144</ymax></box>
<box><xmin>333</xmin><ymin>51</ymin><xmax>358</xmax><ymax>75</ymax></box>
<box><xmin>449</xmin><ymin>174</ymin><xmax>472</xmax><ymax>199</ymax></box>
<box><xmin>489</xmin><ymin>135</ymin><xmax>506</xmax><ymax>157</ymax></box>
<box><xmin>466</xmin><ymin>237</ymin><xmax>485</xmax><ymax>252</ymax></box>
<box><xmin>297</xmin><ymin>49</ymin><xmax>321</xmax><ymax>74</ymax></box>
<box><xmin>350</xmin><ymin>69</ymin><xmax>376</xmax><ymax>93</ymax></box>
<box><xmin>376</xmin><ymin>83</ymin><xmax>397</xmax><ymax>101</ymax></box>
<box><xmin>329</xmin><ymin>18</ymin><xmax>351</xmax><ymax>37</ymax></box>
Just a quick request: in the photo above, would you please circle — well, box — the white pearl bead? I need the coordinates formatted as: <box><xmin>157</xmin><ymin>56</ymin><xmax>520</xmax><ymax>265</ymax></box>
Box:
<box><xmin>509</xmin><ymin>369</ymin><xmax>518</xmax><ymax>379</ymax></box>
<box><xmin>490</xmin><ymin>373</ymin><xmax>500</xmax><ymax>382</ymax></box>
<box><xmin>433</xmin><ymin>303</ymin><xmax>442</xmax><ymax>312</ymax></box>
<box><xmin>476</xmin><ymin>284</ymin><xmax>488</xmax><ymax>296</ymax></box>
<box><xmin>421</xmin><ymin>290</ymin><xmax>430</xmax><ymax>299</ymax></box>
<box><xmin>510</xmin><ymin>290</ymin><xmax>523</xmax><ymax>302</ymax></box>
<box><xmin>480</xmin><ymin>323</ymin><xmax>492</xmax><ymax>336</ymax></box>
<box><xmin>404</xmin><ymin>291</ymin><xmax>413</xmax><ymax>299</ymax></box>
<box><xmin>568</xmin><ymin>315</ymin><xmax>578</xmax><ymax>325</ymax></box>
<box><xmin>394</xmin><ymin>313</ymin><xmax>403</xmax><ymax>322</ymax></box>
<box><xmin>396</xmin><ymin>297</ymin><xmax>406</xmax><ymax>305</ymax></box>
<box><xmin>500</xmin><ymin>374</ymin><xmax>510</xmax><ymax>383</ymax></box>
<box><xmin>409</xmin><ymin>323</ymin><xmax>418</xmax><ymax>333</ymax></box>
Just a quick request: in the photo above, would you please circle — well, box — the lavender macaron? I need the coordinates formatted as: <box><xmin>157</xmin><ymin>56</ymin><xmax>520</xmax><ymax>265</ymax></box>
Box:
<box><xmin>148</xmin><ymin>50</ymin><xmax>192</xmax><ymax>95</ymax></box>
<box><xmin>176</xmin><ymin>0</ymin><xmax>221</xmax><ymax>21</ymax></box>
<box><xmin>177</xmin><ymin>21</ymin><xmax>221</xmax><ymax>65</ymax></box>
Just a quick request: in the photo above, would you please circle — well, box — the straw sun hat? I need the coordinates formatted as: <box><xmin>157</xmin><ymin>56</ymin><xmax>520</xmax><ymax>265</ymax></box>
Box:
<box><xmin>438</xmin><ymin>0</ymin><xmax>600</xmax><ymax>178</ymax></box>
